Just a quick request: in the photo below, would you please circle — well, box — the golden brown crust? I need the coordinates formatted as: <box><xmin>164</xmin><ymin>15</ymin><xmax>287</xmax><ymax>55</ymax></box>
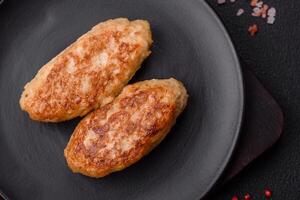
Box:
<box><xmin>64</xmin><ymin>78</ymin><xmax>188</xmax><ymax>178</ymax></box>
<box><xmin>20</xmin><ymin>18</ymin><xmax>152</xmax><ymax>122</ymax></box>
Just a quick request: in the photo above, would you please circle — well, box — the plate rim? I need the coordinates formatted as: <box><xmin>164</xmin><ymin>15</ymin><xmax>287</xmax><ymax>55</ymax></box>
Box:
<box><xmin>195</xmin><ymin>1</ymin><xmax>245</xmax><ymax>199</ymax></box>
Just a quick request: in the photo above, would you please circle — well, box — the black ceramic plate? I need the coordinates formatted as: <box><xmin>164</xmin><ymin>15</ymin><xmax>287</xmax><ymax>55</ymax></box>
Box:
<box><xmin>0</xmin><ymin>0</ymin><xmax>244</xmax><ymax>199</ymax></box>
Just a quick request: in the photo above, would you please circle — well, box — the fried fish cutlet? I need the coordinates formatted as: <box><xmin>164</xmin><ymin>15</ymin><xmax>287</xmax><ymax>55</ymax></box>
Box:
<box><xmin>64</xmin><ymin>78</ymin><xmax>188</xmax><ymax>178</ymax></box>
<box><xmin>20</xmin><ymin>18</ymin><xmax>152</xmax><ymax>122</ymax></box>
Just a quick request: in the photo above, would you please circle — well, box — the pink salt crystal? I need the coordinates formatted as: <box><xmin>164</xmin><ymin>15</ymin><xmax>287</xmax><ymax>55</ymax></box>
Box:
<box><xmin>230</xmin><ymin>0</ymin><xmax>236</xmax><ymax>3</ymax></box>
<box><xmin>268</xmin><ymin>7</ymin><xmax>276</xmax><ymax>17</ymax></box>
<box><xmin>253</xmin><ymin>7</ymin><xmax>261</xmax><ymax>13</ymax></box>
<box><xmin>252</xmin><ymin>7</ymin><xmax>261</xmax><ymax>17</ymax></box>
<box><xmin>256</xmin><ymin>1</ymin><xmax>263</xmax><ymax>8</ymax></box>
<box><xmin>248</xmin><ymin>24</ymin><xmax>258</xmax><ymax>36</ymax></box>
<box><xmin>250</xmin><ymin>0</ymin><xmax>258</xmax><ymax>7</ymax></box>
<box><xmin>236</xmin><ymin>8</ymin><xmax>244</xmax><ymax>16</ymax></box>
<box><xmin>217</xmin><ymin>0</ymin><xmax>226</xmax><ymax>4</ymax></box>
<box><xmin>261</xmin><ymin>4</ymin><xmax>269</xmax><ymax>18</ymax></box>
<box><xmin>267</xmin><ymin>16</ymin><xmax>275</xmax><ymax>24</ymax></box>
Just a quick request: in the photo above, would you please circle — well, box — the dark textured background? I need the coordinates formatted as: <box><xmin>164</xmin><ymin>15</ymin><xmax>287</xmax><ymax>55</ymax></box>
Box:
<box><xmin>206</xmin><ymin>0</ymin><xmax>300</xmax><ymax>199</ymax></box>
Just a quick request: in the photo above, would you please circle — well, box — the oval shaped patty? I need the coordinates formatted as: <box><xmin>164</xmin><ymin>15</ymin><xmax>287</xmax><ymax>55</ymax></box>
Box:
<box><xmin>20</xmin><ymin>18</ymin><xmax>152</xmax><ymax>122</ymax></box>
<box><xmin>64</xmin><ymin>78</ymin><xmax>188</xmax><ymax>178</ymax></box>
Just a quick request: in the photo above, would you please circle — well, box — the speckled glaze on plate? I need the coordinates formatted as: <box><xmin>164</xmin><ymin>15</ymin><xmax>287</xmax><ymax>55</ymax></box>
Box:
<box><xmin>0</xmin><ymin>0</ymin><xmax>243</xmax><ymax>199</ymax></box>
